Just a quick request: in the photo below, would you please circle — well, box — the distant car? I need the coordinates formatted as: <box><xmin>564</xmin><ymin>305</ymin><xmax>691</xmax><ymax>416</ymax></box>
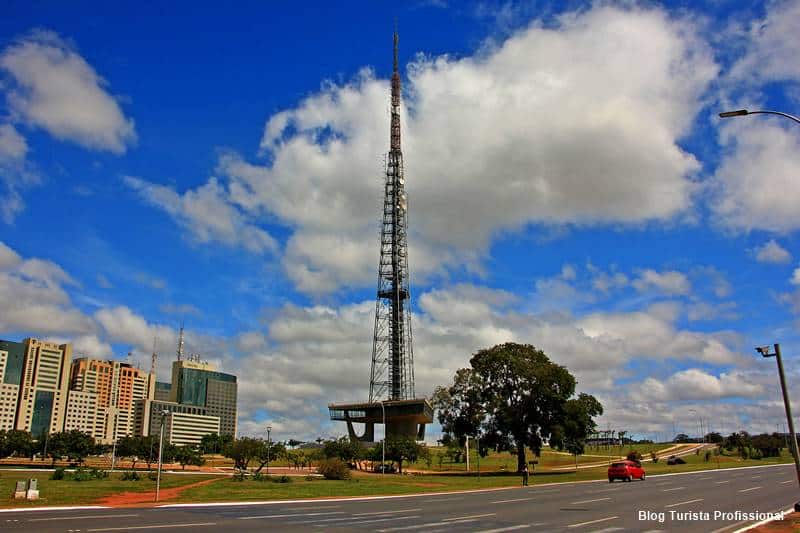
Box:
<box><xmin>608</xmin><ymin>460</ymin><xmax>645</xmax><ymax>482</ymax></box>
<box><xmin>374</xmin><ymin>463</ymin><xmax>396</xmax><ymax>473</ymax></box>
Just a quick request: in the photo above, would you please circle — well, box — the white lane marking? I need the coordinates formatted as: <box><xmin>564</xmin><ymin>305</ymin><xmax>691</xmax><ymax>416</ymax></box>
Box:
<box><xmin>665</xmin><ymin>499</ymin><xmax>704</xmax><ymax>508</ymax></box>
<box><xmin>302</xmin><ymin>515</ymin><xmax>421</xmax><ymax>525</ymax></box>
<box><xmin>351</xmin><ymin>508</ymin><xmax>423</xmax><ymax>516</ymax></box>
<box><xmin>714</xmin><ymin>480</ymin><xmax>730</xmax><ymax>484</ymax></box>
<box><xmin>441</xmin><ymin>513</ymin><xmax>497</xmax><ymax>521</ymax></box>
<box><xmin>591</xmin><ymin>528</ymin><xmax>625</xmax><ymax>533</ymax></box>
<box><xmin>238</xmin><ymin>511</ymin><xmax>344</xmax><ymax>519</ymax></box>
<box><xmin>751</xmin><ymin>476</ymin><xmax>762</xmax><ymax>479</ymax></box>
<box><xmin>698</xmin><ymin>476</ymin><xmax>712</xmax><ymax>480</ymax></box>
<box><xmin>594</xmin><ymin>488</ymin><xmax>619</xmax><ymax>493</ymax></box>
<box><xmin>572</xmin><ymin>497</ymin><xmax>612</xmax><ymax>504</ymax></box>
<box><xmin>473</xmin><ymin>525</ymin><xmax>531</xmax><ymax>533</ymax></box>
<box><xmin>567</xmin><ymin>516</ymin><xmax>618</xmax><ymax>528</ymax></box>
<box><xmin>378</xmin><ymin>518</ymin><xmax>482</xmax><ymax>531</ymax></box>
<box><xmin>738</xmin><ymin>486</ymin><xmax>762</xmax><ymax>493</ymax></box>
<box><xmin>781</xmin><ymin>480</ymin><xmax>793</xmax><ymax>484</ymax></box>
<box><xmin>429</xmin><ymin>497</ymin><xmax>464</xmax><ymax>502</ymax></box>
<box><xmin>281</xmin><ymin>505</ymin><xmax>341</xmax><ymax>510</ymax></box>
<box><xmin>88</xmin><ymin>524</ymin><xmax>217</xmax><ymax>532</ymax></box>
<box><xmin>661</xmin><ymin>487</ymin><xmax>685</xmax><ymax>492</ymax></box>
<box><xmin>30</xmin><ymin>514</ymin><xmax>138</xmax><ymax>522</ymax></box>
<box><xmin>491</xmin><ymin>497</ymin><xmax>535</xmax><ymax>504</ymax></box>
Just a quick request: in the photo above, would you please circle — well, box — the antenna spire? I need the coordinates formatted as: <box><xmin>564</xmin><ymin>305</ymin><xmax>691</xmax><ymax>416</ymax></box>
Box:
<box><xmin>151</xmin><ymin>337</ymin><xmax>158</xmax><ymax>377</ymax></box>
<box><xmin>177</xmin><ymin>322</ymin><xmax>184</xmax><ymax>361</ymax></box>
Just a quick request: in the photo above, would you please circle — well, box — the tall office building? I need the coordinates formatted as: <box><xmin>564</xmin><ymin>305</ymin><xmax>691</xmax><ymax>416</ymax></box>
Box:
<box><xmin>134</xmin><ymin>398</ymin><xmax>220</xmax><ymax>446</ymax></box>
<box><xmin>170</xmin><ymin>359</ymin><xmax>237</xmax><ymax>436</ymax></box>
<box><xmin>0</xmin><ymin>340</ymin><xmax>25</xmax><ymax>431</ymax></box>
<box><xmin>69</xmin><ymin>358</ymin><xmax>155</xmax><ymax>443</ymax></box>
<box><xmin>14</xmin><ymin>338</ymin><xmax>72</xmax><ymax>435</ymax></box>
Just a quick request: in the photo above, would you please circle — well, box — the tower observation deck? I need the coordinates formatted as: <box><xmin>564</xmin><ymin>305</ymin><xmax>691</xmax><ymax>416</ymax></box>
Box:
<box><xmin>329</xmin><ymin>31</ymin><xmax>433</xmax><ymax>443</ymax></box>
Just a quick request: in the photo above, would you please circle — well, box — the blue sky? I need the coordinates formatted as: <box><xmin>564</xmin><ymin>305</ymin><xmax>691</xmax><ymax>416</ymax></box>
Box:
<box><xmin>1</xmin><ymin>0</ymin><xmax>800</xmax><ymax>442</ymax></box>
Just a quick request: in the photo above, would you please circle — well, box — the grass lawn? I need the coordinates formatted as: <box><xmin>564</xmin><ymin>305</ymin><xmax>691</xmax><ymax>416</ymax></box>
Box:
<box><xmin>173</xmin><ymin>450</ymin><xmax>793</xmax><ymax>504</ymax></box>
<box><xmin>408</xmin><ymin>443</ymin><xmax>677</xmax><ymax>472</ymax></box>
<box><xmin>0</xmin><ymin>471</ymin><xmax>211</xmax><ymax>508</ymax></box>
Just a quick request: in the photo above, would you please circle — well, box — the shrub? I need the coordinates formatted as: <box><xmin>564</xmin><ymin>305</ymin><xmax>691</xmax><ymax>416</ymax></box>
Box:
<box><xmin>147</xmin><ymin>471</ymin><xmax>158</xmax><ymax>481</ymax></box>
<box><xmin>305</xmin><ymin>475</ymin><xmax>316</xmax><ymax>481</ymax></box>
<box><xmin>704</xmin><ymin>451</ymin><xmax>711</xmax><ymax>462</ymax></box>
<box><xmin>252</xmin><ymin>472</ymin><xmax>266</xmax><ymax>482</ymax></box>
<box><xmin>121</xmin><ymin>470</ymin><xmax>140</xmax><ymax>481</ymax></box>
<box><xmin>273</xmin><ymin>475</ymin><xmax>292</xmax><ymax>483</ymax></box>
<box><xmin>233</xmin><ymin>471</ymin><xmax>246</xmax><ymax>482</ymax></box>
<box><xmin>750</xmin><ymin>448</ymin><xmax>763</xmax><ymax>460</ymax></box>
<box><xmin>318</xmin><ymin>458</ymin><xmax>351</xmax><ymax>480</ymax></box>
<box><xmin>626</xmin><ymin>450</ymin><xmax>642</xmax><ymax>462</ymax></box>
<box><xmin>50</xmin><ymin>467</ymin><xmax>65</xmax><ymax>480</ymax></box>
<box><xmin>70</xmin><ymin>467</ymin><xmax>93</xmax><ymax>481</ymax></box>
<box><xmin>650</xmin><ymin>451</ymin><xmax>658</xmax><ymax>463</ymax></box>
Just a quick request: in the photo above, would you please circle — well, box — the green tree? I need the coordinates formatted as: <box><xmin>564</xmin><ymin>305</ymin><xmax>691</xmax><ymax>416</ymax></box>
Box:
<box><xmin>254</xmin><ymin>440</ymin><xmax>287</xmax><ymax>474</ymax></box>
<box><xmin>0</xmin><ymin>430</ymin><xmax>34</xmax><ymax>458</ymax></box>
<box><xmin>322</xmin><ymin>437</ymin><xmax>363</xmax><ymax>467</ymax></box>
<box><xmin>435</xmin><ymin>343</ymin><xmax>602</xmax><ymax>472</ymax></box>
<box><xmin>174</xmin><ymin>446</ymin><xmax>205</xmax><ymax>470</ymax></box>
<box><xmin>550</xmin><ymin>393</ymin><xmax>604</xmax><ymax>470</ymax></box>
<box><xmin>223</xmin><ymin>437</ymin><xmax>264</xmax><ymax>471</ymax></box>
<box><xmin>200</xmin><ymin>433</ymin><xmax>223</xmax><ymax>454</ymax></box>
<box><xmin>380</xmin><ymin>436</ymin><xmax>430</xmax><ymax>473</ymax></box>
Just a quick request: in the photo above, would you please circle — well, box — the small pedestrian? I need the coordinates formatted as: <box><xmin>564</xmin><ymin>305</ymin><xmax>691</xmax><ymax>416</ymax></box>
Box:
<box><xmin>522</xmin><ymin>464</ymin><xmax>529</xmax><ymax>486</ymax></box>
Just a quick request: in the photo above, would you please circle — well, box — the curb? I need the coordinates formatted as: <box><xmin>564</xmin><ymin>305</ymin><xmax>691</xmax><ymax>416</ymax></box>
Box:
<box><xmin>730</xmin><ymin>506</ymin><xmax>795</xmax><ymax>533</ymax></box>
<box><xmin>0</xmin><ymin>506</ymin><xmax>110</xmax><ymax>513</ymax></box>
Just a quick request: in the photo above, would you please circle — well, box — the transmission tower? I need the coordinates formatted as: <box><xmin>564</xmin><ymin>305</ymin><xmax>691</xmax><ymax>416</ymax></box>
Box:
<box><xmin>369</xmin><ymin>30</ymin><xmax>415</xmax><ymax>402</ymax></box>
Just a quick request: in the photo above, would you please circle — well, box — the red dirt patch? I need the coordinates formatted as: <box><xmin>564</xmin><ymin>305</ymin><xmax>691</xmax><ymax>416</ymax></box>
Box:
<box><xmin>95</xmin><ymin>477</ymin><xmax>224</xmax><ymax>507</ymax></box>
<box><xmin>748</xmin><ymin>511</ymin><xmax>800</xmax><ymax>532</ymax></box>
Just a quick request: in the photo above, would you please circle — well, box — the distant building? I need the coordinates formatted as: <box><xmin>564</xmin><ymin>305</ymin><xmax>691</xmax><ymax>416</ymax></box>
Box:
<box><xmin>0</xmin><ymin>339</ymin><xmax>25</xmax><ymax>431</ymax></box>
<box><xmin>170</xmin><ymin>359</ymin><xmax>237</xmax><ymax>437</ymax></box>
<box><xmin>154</xmin><ymin>381</ymin><xmax>171</xmax><ymax>401</ymax></box>
<box><xmin>14</xmin><ymin>339</ymin><xmax>72</xmax><ymax>436</ymax></box>
<box><xmin>63</xmin><ymin>390</ymin><xmax>101</xmax><ymax>437</ymax></box>
<box><xmin>68</xmin><ymin>358</ymin><xmax>155</xmax><ymax>444</ymax></box>
<box><xmin>134</xmin><ymin>398</ymin><xmax>220</xmax><ymax>446</ymax></box>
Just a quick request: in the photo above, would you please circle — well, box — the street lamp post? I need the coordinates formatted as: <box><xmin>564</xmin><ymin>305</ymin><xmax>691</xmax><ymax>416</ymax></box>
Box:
<box><xmin>266</xmin><ymin>425</ymin><xmax>272</xmax><ymax>475</ymax></box>
<box><xmin>155</xmin><ymin>409</ymin><xmax>169</xmax><ymax>502</ymax></box>
<box><xmin>380</xmin><ymin>401</ymin><xmax>386</xmax><ymax>475</ymax></box>
<box><xmin>756</xmin><ymin>344</ymin><xmax>800</xmax><ymax>510</ymax></box>
<box><xmin>719</xmin><ymin>109</ymin><xmax>800</xmax><ymax>124</ymax></box>
<box><xmin>689</xmin><ymin>409</ymin><xmax>702</xmax><ymax>444</ymax></box>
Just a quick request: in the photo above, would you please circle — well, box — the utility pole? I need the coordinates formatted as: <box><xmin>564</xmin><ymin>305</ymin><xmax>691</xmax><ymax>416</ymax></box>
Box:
<box><xmin>155</xmin><ymin>409</ymin><xmax>169</xmax><ymax>502</ymax></box>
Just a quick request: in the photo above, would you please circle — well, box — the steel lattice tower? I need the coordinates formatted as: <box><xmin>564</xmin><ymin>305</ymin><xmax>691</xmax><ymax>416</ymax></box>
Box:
<box><xmin>368</xmin><ymin>31</ymin><xmax>415</xmax><ymax>403</ymax></box>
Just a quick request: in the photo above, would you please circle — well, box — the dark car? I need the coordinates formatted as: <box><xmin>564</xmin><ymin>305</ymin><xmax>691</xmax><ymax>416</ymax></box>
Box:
<box><xmin>607</xmin><ymin>460</ymin><xmax>645</xmax><ymax>482</ymax></box>
<box><xmin>373</xmin><ymin>463</ymin><xmax>396</xmax><ymax>473</ymax></box>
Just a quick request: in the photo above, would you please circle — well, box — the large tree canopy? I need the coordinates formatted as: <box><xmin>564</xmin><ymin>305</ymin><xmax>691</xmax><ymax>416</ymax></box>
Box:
<box><xmin>432</xmin><ymin>342</ymin><xmax>602</xmax><ymax>472</ymax></box>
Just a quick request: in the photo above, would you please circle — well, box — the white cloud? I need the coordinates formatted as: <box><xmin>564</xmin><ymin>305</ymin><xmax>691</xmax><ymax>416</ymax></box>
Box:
<box><xmin>0</xmin><ymin>123</ymin><xmax>39</xmax><ymax>224</ymax></box>
<box><xmin>160</xmin><ymin>303</ymin><xmax>201</xmax><ymax>316</ymax></box>
<box><xmin>135</xmin><ymin>5</ymin><xmax>716</xmax><ymax>294</ymax></box>
<box><xmin>0</xmin><ymin>242</ymin><xmax>95</xmax><ymax>335</ymax></box>
<box><xmin>94</xmin><ymin>305</ymin><xmax>177</xmax><ymax>351</ymax></box>
<box><xmin>0</xmin><ymin>30</ymin><xmax>135</xmax><ymax>153</ymax></box>
<box><xmin>0</xmin><ymin>123</ymin><xmax>27</xmax><ymax>160</ymax></box>
<box><xmin>632</xmin><ymin>269</ymin><xmax>691</xmax><ymax>296</ymax></box>
<box><xmin>792</xmin><ymin>268</ymin><xmax>800</xmax><ymax>286</ymax></box>
<box><xmin>728</xmin><ymin>0</ymin><xmax>800</xmax><ymax>85</ymax></box>
<box><xmin>712</xmin><ymin>121</ymin><xmax>800</xmax><ymax>232</ymax></box>
<box><xmin>72</xmin><ymin>334</ymin><xmax>112</xmax><ymax>359</ymax></box>
<box><xmin>755</xmin><ymin>239</ymin><xmax>792</xmax><ymax>264</ymax></box>
<box><xmin>632</xmin><ymin>369</ymin><xmax>763</xmax><ymax>402</ymax></box>
<box><xmin>125</xmin><ymin>176</ymin><xmax>277</xmax><ymax>255</ymax></box>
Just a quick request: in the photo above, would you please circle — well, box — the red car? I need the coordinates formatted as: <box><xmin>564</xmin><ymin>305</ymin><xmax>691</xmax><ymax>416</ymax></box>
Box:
<box><xmin>608</xmin><ymin>460</ymin><xmax>645</xmax><ymax>482</ymax></box>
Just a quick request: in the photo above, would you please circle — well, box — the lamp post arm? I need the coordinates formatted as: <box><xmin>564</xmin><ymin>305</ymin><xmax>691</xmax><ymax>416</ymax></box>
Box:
<box><xmin>719</xmin><ymin>109</ymin><xmax>800</xmax><ymax>124</ymax></box>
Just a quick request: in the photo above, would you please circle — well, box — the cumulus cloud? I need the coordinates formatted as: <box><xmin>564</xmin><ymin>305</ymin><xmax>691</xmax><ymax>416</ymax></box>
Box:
<box><xmin>131</xmin><ymin>5</ymin><xmax>716</xmax><ymax>294</ymax></box>
<box><xmin>0</xmin><ymin>123</ymin><xmax>39</xmax><ymax>223</ymax></box>
<box><xmin>727</xmin><ymin>0</ymin><xmax>800</xmax><ymax>85</ymax></box>
<box><xmin>0</xmin><ymin>241</ymin><xmax>95</xmax><ymax>335</ymax></box>
<box><xmin>632</xmin><ymin>369</ymin><xmax>762</xmax><ymax>402</ymax></box>
<box><xmin>125</xmin><ymin>176</ymin><xmax>277</xmax><ymax>255</ymax></box>
<box><xmin>755</xmin><ymin>239</ymin><xmax>792</xmax><ymax>264</ymax></box>
<box><xmin>0</xmin><ymin>30</ymin><xmax>135</xmax><ymax>153</ymax></box>
<box><xmin>712</xmin><ymin>121</ymin><xmax>800</xmax><ymax>232</ymax></box>
<box><xmin>632</xmin><ymin>269</ymin><xmax>691</xmax><ymax>296</ymax></box>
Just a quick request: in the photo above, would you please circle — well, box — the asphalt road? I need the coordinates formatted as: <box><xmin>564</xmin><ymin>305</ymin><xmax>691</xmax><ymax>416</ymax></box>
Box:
<box><xmin>1</xmin><ymin>463</ymin><xmax>796</xmax><ymax>532</ymax></box>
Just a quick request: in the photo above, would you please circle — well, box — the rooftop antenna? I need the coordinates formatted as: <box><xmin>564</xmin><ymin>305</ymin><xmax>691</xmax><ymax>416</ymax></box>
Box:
<box><xmin>151</xmin><ymin>337</ymin><xmax>158</xmax><ymax>377</ymax></box>
<box><xmin>177</xmin><ymin>322</ymin><xmax>185</xmax><ymax>361</ymax></box>
<box><xmin>126</xmin><ymin>351</ymin><xmax>132</xmax><ymax>365</ymax></box>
